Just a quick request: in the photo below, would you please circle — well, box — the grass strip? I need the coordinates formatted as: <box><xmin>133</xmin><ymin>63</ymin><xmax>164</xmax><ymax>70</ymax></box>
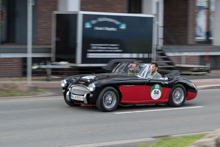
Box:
<box><xmin>139</xmin><ymin>143</ymin><xmax>151</xmax><ymax>147</ymax></box>
<box><xmin>139</xmin><ymin>134</ymin><xmax>207</xmax><ymax>147</ymax></box>
<box><xmin>0</xmin><ymin>89</ymin><xmax>49</xmax><ymax>97</ymax></box>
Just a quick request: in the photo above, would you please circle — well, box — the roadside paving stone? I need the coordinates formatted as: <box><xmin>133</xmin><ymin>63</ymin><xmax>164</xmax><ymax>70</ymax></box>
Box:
<box><xmin>192</xmin><ymin>138</ymin><xmax>217</xmax><ymax>147</ymax></box>
<box><xmin>191</xmin><ymin>129</ymin><xmax>220</xmax><ymax>147</ymax></box>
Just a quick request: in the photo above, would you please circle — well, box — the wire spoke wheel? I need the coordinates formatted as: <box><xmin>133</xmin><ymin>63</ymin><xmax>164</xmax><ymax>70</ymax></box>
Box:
<box><xmin>96</xmin><ymin>87</ymin><xmax>119</xmax><ymax>112</ymax></box>
<box><xmin>103</xmin><ymin>91</ymin><xmax>117</xmax><ymax>109</ymax></box>
<box><xmin>172</xmin><ymin>87</ymin><xmax>184</xmax><ymax>105</ymax></box>
<box><xmin>168</xmin><ymin>84</ymin><xmax>186</xmax><ymax>107</ymax></box>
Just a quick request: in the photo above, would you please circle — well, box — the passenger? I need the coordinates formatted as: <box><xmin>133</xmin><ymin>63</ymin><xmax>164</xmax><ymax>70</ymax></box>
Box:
<box><xmin>129</xmin><ymin>61</ymin><xmax>140</xmax><ymax>75</ymax></box>
<box><xmin>151</xmin><ymin>62</ymin><xmax>162</xmax><ymax>79</ymax></box>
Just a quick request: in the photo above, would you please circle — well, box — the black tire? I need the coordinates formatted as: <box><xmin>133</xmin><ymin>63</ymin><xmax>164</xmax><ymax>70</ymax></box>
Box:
<box><xmin>168</xmin><ymin>84</ymin><xmax>186</xmax><ymax>107</ymax></box>
<box><xmin>64</xmin><ymin>91</ymin><xmax>81</xmax><ymax>107</ymax></box>
<box><xmin>96</xmin><ymin>87</ymin><xmax>119</xmax><ymax>112</ymax></box>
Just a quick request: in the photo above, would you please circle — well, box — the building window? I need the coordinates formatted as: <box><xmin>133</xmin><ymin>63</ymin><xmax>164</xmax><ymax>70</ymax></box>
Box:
<box><xmin>128</xmin><ymin>0</ymin><xmax>142</xmax><ymax>13</ymax></box>
<box><xmin>1</xmin><ymin>0</ymin><xmax>37</xmax><ymax>44</ymax></box>
<box><xmin>195</xmin><ymin>0</ymin><xmax>215</xmax><ymax>44</ymax></box>
<box><xmin>1</xmin><ymin>0</ymin><xmax>10</xmax><ymax>44</ymax></box>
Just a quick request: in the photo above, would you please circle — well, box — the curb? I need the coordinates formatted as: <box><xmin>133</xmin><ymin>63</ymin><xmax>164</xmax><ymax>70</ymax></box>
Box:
<box><xmin>0</xmin><ymin>92</ymin><xmax>54</xmax><ymax>99</ymax></box>
<box><xmin>63</xmin><ymin>131</ymin><xmax>211</xmax><ymax>147</ymax></box>
<box><xmin>189</xmin><ymin>129</ymin><xmax>220</xmax><ymax>147</ymax></box>
<box><xmin>197</xmin><ymin>85</ymin><xmax>220</xmax><ymax>90</ymax></box>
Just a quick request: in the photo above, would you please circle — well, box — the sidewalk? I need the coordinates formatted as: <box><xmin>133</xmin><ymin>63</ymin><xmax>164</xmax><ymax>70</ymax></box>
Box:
<box><xmin>0</xmin><ymin>81</ymin><xmax>61</xmax><ymax>88</ymax></box>
<box><xmin>191</xmin><ymin>79</ymin><xmax>220</xmax><ymax>90</ymax></box>
<box><xmin>1</xmin><ymin>78</ymin><xmax>220</xmax><ymax>89</ymax></box>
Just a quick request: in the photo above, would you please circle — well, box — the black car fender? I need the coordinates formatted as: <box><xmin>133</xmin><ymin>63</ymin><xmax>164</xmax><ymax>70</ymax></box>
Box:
<box><xmin>94</xmin><ymin>82</ymin><xmax>123</xmax><ymax>103</ymax></box>
<box><xmin>172</xmin><ymin>78</ymin><xmax>197</xmax><ymax>93</ymax></box>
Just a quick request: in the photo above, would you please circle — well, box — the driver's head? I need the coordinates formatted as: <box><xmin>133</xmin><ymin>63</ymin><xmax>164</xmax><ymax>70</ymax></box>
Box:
<box><xmin>132</xmin><ymin>61</ymin><xmax>139</xmax><ymax>72</ymax></box>
<box><xmin>151</xmin><ymin>62</ymin><xmax>158</xmax><ymax>74</ymax></box>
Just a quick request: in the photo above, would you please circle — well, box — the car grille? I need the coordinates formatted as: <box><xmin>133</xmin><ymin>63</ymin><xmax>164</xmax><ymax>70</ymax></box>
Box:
<box><xmin>70</xmin><ymin>85</ymin><xmax>89</xmax><ymax>95</ymax></box>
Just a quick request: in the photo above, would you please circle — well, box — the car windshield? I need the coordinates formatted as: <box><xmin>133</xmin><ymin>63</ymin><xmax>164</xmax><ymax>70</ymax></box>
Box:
<box><xmin>137</xmin><ymin>64</ymin><xmax>152</xmax><ymax>78</ymax></box>
<box><xmin>112</xmin><ymin>62</ymin><xmax>146</xmax><ymax>76</ymax></box>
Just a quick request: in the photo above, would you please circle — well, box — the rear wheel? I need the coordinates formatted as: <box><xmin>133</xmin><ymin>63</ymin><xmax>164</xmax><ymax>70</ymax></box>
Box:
<box><xmin>96</xmin><ymin>87</ymin><xmax>119</xmax><ymax>112</ymax></box>
<box><xmin>64</xmin><ymin>91</ymin><xmax>81</xmax><ymax>107</ymax></box>
<box><xmin>168</xmin><ymin>84</ymin><xmax>186</xmax><ymax>107</ymax></box>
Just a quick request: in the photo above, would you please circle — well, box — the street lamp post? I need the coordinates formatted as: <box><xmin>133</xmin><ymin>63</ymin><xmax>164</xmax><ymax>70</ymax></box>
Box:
<box><xmin>0</xmin><ymin>0</ymin><xmax>2</xmax><ymax>80</ymax></box>
<box><xmin>27</xmin><ymin>0</ymin><xmax>34</xmax><ymax>85</ymax></box>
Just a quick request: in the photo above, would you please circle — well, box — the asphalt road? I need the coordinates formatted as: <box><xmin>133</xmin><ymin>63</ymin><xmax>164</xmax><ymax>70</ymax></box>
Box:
<box><xmin>1</xmin><ymin>89</ymin><xmax>220</xmax><ymax>147</ymax></box>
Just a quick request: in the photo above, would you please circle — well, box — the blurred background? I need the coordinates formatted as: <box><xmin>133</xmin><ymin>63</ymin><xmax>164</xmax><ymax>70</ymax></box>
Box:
<box><xmin>0</xmin><ymin>0</ymin><xmax>219</xmax><ymax>79</ymax></box>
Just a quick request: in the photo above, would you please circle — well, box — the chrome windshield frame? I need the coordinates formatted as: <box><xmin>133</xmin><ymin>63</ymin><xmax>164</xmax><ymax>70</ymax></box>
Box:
<box><xmin>112</xmin><ymin>63</ymin><xmax>152</xmax><ymax>78</ymax></box>
<box><xmin>112</xmin><ymin>63</ymin><xmax>121</xmax><ymax>73</ymax></box>
<box><xmin>112</xmin><ymin>62</ymin><xmax>128</xmax><ymax>73</ymax></box>
<box><xmin>146</xmin><ymin>65</ymin><xmax>153</xmax><ymax>79</ymax></box>
<box><xmin>137</xmin><ymin>64</ymin><xmax>151</xmax><ymax>79</ymax></box>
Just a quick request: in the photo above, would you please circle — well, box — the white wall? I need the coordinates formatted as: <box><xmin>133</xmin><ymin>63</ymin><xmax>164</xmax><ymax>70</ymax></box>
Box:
<box><xmin>58</xmin><ymin>0</ymin><xmax>67</xmax><ymax>11</ymax></box>
<box><xmin>142</xmin><ymin>0</ymin><xmax>164</xmax><ymax>47</ymax></box>
<box><xmin>142</xmin><ymin>0</ymin><xmax>153</xmax><ymax>14</ymax></box>
<box><xmin>213</xmin><ymin>0</ymin><xmax>220</xmax><ymax>45</ymax></box>
<box><xmin>142</xmin><ymin>0</ymin><xmax>164</xmax><ymax>61</ymax></box>
<box><xmin>58</xmin><ymin>0</ymin><xmax>80</xmax><ymax>11</ymax></box>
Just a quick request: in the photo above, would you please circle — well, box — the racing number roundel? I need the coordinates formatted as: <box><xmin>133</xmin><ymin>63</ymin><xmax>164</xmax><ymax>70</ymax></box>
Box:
<box><xmin>151</xmin><ymin>84</ymin><xmax>162</xmax><ymax>100</ymax></box>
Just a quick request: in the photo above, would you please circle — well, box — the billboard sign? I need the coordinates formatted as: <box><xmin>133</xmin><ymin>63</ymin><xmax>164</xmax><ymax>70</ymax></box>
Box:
<box><xmin>81</xmin><ymin>14</ymin><xmax>153</xmax><ymax>64</ymax></box>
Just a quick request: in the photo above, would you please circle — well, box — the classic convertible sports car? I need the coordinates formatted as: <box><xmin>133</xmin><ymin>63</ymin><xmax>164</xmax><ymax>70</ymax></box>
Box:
<box><xmin>61</xmin><ymin>62</ymin><xmax>198</xmax><ymax>112</ymax></box>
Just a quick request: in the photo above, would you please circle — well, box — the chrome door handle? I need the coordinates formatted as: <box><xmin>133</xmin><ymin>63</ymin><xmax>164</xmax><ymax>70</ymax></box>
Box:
<box><xmin>161</xmin><ymin>82</ymin><xmax>168</xmax><ymax>84</ymax></box>
<box><xmin>123</xmin><ymin>85</ymin><xmax>134</xmax><ymax>87</ymax></box>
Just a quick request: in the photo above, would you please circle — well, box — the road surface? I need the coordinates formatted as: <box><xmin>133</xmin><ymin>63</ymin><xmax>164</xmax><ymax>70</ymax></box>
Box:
<box><xmin>0</xmin><ymin>89</ymin><xmax>220</xmax><ymax>147</ymax></box>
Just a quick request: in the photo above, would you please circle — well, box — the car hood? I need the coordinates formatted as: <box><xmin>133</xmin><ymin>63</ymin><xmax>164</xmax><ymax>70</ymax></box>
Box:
<box><xmin>65</xmin><ymin>73</ymin><xmax>137</xmax><ymax>86</ymax></box>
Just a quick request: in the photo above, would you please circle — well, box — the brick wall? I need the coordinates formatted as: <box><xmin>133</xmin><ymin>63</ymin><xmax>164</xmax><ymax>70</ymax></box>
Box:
<box><xmin>81</xmin><ymin>0</ymin><xmax>127</xmax><ymax>13</ymax></box>
<box><xmin>0</xmin><ymin>58</ymin><xmax>22</xmax><ymax>77</ymax></box>
<box><xmin>170</xmin><ymin>56</ymin><xmax>200</xmax><ymax>65</ymax></box>
<box><xmin>164</xmin><ymin>0</ymin><xmax>188</xmax><ymax>45</ymax></box>
<box><xmin>185</xmin><ymin>56</ymin><xmax>200</xmax><ymax>65</ymax></box>
<box><xmin>36</xmin><ymin>0</ymin><xmax>57</xmax><ymax>44</ymax></box>
<box><xmin>169</xmin><ymin>56</ymin><xmax>182</xmax><ymax>65</ymax></box>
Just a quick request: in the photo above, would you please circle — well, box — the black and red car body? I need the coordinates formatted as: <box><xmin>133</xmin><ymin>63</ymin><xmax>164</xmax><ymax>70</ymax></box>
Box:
<box><xmin>61</xmin><ymin>62</ymin><xmax>198</xmax><ymax>112</ymax></box>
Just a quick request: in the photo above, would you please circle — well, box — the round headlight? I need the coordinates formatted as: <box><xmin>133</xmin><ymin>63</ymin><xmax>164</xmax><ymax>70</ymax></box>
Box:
<box><xmin>61</xmin><ymin>80</ymin><xmax>67</xmax><ymax>87</ymax></box>
<box><xmin>88</xmin><ymin>83</ymin><xmax>96</xmax><ymax>92</ymax></box>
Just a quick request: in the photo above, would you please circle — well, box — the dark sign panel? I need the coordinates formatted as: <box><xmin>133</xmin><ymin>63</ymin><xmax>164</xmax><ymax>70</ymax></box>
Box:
<box><xmin>55</xmin><ymin>14</ymin><xmax>77</xmax><ymax>63</ymax></box>
<box><xmin>82</xmin><ymin>14</ymin><xmax>153</xmax><ymax>64</ymax></box>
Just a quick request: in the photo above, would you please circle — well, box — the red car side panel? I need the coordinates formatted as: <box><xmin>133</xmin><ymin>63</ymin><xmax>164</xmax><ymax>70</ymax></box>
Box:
<box><xmin>120</xmin><ymin>85</ymin><xmax>172</xmax><ymax>104</ymax></box>
<box><xmin>119</xmin><ymin>85</ymin><xmax>145</xmax><ymax>103</ymax></box>
<box><xmin>186</xmin><ymin>91</ymin><xmax>197</xmax><ymax>101</ymax></box>
<box><xmin>141</xmin><ymin>87</ymin><xmax>171</xmax><ymax>103</ymax></box>
<box><xmin>161</xmin><ymin>88</ymin><xmax>171</xmax><ymax>102</ymax></box>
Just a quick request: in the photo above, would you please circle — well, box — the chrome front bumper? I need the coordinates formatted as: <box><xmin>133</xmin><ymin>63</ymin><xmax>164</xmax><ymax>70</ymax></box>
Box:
<box><xmin>66</xmin><ymin>88</ymin><xmax>89</xmax><ymax>104</ymax></box>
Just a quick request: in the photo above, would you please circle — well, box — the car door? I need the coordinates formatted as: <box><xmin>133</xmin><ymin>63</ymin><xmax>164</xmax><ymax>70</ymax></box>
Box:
<box><xmin>140</xmin><ymin>67</ymin><xmax>169</xmax><ymax>103</ymax></box>
<box><xmin>141</xmin><ymin>78</ymin><xmax>169</xmax><ymax>103</ymax></box>
<box><xmin>119</xmin><ymin>79</ymin><xmax>146</xmax><ymax>103</ymax></box>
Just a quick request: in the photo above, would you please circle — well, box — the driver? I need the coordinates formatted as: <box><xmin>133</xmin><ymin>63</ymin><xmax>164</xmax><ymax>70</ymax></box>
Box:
<box><xmin>151</xmin><ymin>62</ymin><xmax>162</xmax><ymax>79</ymax></box>
<box><xmin>129</xmin><ymin>61</ymin><xmax>140</xmax><ymax>75</ymax></box>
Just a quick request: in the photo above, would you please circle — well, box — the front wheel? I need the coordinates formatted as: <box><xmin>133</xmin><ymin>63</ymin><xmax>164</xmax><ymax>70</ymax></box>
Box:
<box><xmin>96</xmin><ymin>87</ymin><xmax>119</xmax><ymax>112</ymax></box>
<box><xmin>168</xmin><ymin>84</ymin><xmax>186</xmax><ymax>107</ymax></box>
<box><xmin>64</xmin><ymin>91</ymin><xmax>81</xmax><ymax>107</ymax></box>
